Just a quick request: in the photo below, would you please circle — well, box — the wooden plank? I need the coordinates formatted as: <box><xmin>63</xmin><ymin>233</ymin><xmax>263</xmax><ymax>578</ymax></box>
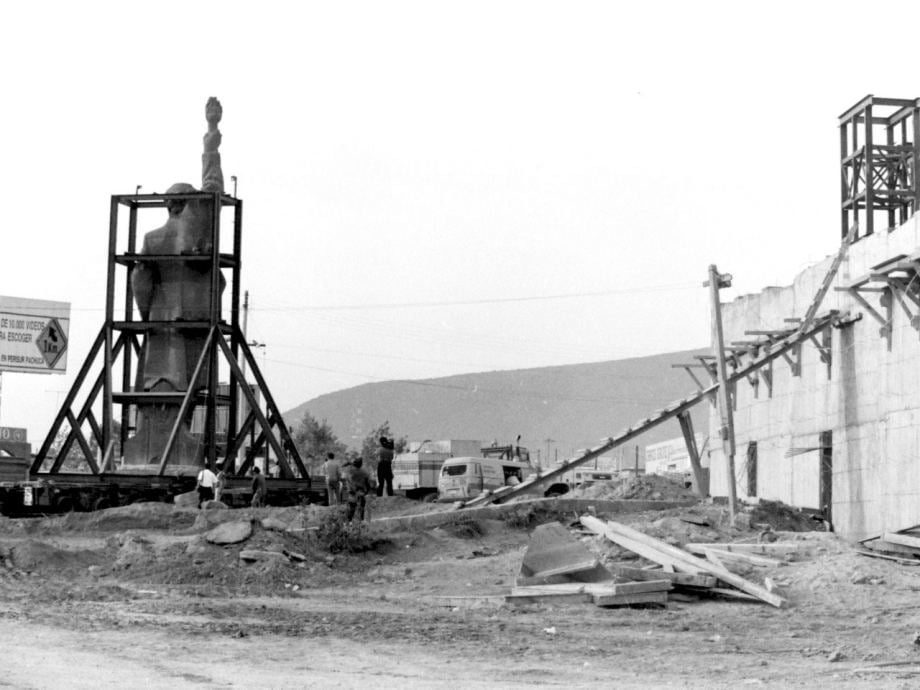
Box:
<box><xmin>579</xmin><ymin>517</ymin><xmax>709</xmax><ymax>575</ymax></box>
<box><xmin>702</xmin><ymin>548</ymin><xmax>728</xmax><ymax>571</ymax></box>
<box><xmin>862</xmin><ymin>539</ymin><xmax>920</xmax><ymax>558</ymax></box>
<box><xmin>708</xmin><ymin>588</ymin><xmax>761</xmax><ymax>602</ymax></box>
<box><xmin>510</xmin><ymin>581</ymin><xmax>668</xmax><ymax>596</ymax></box>
<box><xmin>856</xmin><ymin>549</ymin><xmax>920</xmax><ymax>565</ymax></box>
<box><xmin>511</xmin><ymin>584</ymin><xmax>591</xmax><ymax>595</ymax></box>
<box><xmin>583</xmin><ymin>517</ymin><xmax>786</xmax><ymax>608</ymax></box>
<box><xmin>606</xmin><ymin>579</ymin><xmax>671</xmax><ymax>594</ymax></box>
<box><xmin>593</xmin><ymin>591</ymin><xmax>668</xmax><ymax>608</ymax></box>
<box><xmin>684</xmin><ymin>542</ymin><xmax>808</xmax><ymax>556</ymax></box>
<box><xmin>882</xmin><ymin>532</ymin><xmax>920</xmax><ymax>550</ymax></box>
<box><xmin>505</xmin><ymin>592</ymin><xmax>591</xmax><ymax>605</ymax></box>
<box><xmin>608</xmin><ymin>564</ymin><xmax>716</xmax><ymax>589</ymax></box>
<box><xmin>687</xmin><ymin>546</ymin><xmax>785</xmax><ymax>568</ymax></box>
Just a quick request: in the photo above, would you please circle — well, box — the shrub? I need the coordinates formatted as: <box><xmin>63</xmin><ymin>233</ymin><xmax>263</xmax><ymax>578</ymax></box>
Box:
<box><xmin>314</xmin><ymin>510</ymin><xmax>377</xmax><ymax>553</ymax></box>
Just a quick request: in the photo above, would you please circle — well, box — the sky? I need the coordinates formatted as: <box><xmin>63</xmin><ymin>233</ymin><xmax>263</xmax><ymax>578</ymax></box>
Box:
<box><xmin>2</xmin><ymin>0</ymin><xmax>920</xmax><ymax>447</ymax></box>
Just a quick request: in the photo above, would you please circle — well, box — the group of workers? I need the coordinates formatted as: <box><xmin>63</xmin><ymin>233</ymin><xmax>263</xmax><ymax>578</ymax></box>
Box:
<box><xmin>194</xmin><ymin>464</ymin><xmax>268</xmax><ymax>509</ymax></box>
<box><xmin>193</xmin><ymin>435</ymin><xmax>397</xmax><ymax>520</ymax></box>
<box><xmin>322</xmin><ymin>436</ymin><xmax>395</xmax><ymax>522</ymax></box>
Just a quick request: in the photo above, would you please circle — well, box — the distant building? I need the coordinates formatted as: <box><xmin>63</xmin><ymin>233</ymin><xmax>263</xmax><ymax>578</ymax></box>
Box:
<box><xmin>645</xmin><ymin>435</ymin><xmax>707</xmax><ymax>476</ymax></box>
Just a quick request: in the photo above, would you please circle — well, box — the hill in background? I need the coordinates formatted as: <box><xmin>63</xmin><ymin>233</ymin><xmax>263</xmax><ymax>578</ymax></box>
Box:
<box><xmin>283</xmin><ymin>347</ymin><xmax>711</xmax><ymax>466</ymax></box>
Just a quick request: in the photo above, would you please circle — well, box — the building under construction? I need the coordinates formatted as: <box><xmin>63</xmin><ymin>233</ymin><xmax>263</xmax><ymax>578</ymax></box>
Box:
<box><xmin>707</xmin><ymin>95</ymin><xmax>920</xmax><ymax>540</ymax></box>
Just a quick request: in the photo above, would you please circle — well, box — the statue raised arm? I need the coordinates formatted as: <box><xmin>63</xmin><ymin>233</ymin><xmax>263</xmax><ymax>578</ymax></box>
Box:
<box><xmin>201</xmin><ymin>96</ymin><xmax>223</xmax><ymax>193</ymax></box>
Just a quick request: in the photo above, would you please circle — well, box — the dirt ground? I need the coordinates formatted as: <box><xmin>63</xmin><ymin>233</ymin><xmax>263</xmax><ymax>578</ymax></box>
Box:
<box><xmin>2</xmin><ymin>477</ymin><xmax>920</xmax><ymax>689</ymax></box>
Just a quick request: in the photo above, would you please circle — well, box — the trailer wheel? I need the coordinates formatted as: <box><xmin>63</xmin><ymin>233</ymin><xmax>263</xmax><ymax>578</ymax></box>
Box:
<box><xmin>54</xmin><ymin>496</ymin><xmax>76</xmax><ymax>513</ymax></box>
<box><xmin>421</xmin><ymin>492</ymin><xmax>438</xmax><ymax>503</ymax></box>
<box><xmin>93</xmin><ymin>497</ymin><xmax>115</xmax><ymax>512</ymax></box>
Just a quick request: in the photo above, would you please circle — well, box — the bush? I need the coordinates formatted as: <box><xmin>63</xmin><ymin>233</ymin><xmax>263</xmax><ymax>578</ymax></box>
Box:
<box><xmin>503</xmin><ymin>507</ymin><xmax>537</xmax><ymax>529</ymax></box>
<box><xmin>314</xmin><ymin>509</ymin><xmax>377</xmax><ymax>553</ymax></box>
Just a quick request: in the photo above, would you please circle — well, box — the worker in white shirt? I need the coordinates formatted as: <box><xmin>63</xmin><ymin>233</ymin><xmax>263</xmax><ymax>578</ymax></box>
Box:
<box><xmin>196</xmin><ymin>466</ymin><xmax>218</xmax><ymax>508</ymax></box>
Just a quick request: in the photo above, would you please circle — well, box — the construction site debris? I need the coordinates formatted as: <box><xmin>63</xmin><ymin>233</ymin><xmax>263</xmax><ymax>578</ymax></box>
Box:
<box><xmin>205</xmin><ymin>521</ymin><xmax>253</xmax><ymax>545</ymax></box>
<box><xmin>573</xmin><ymin>473</ymin><xmax>697</xmax><ymax>502</ymax></box>
<box><xmin>748</xmin><ymin>499</ymin><xmax>825</xmax><ymax>532</ymax></box>
<box><xmin>581</xmin><ymin>516</ymin><xmax>787</xmax><ymax>607</ymax></box>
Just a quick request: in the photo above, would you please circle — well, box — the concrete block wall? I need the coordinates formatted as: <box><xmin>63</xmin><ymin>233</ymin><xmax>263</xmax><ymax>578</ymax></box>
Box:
<box><xmin>709</xmin><ymin>215</ymin><xmax>920</xmax><ymax>539</ymax></box>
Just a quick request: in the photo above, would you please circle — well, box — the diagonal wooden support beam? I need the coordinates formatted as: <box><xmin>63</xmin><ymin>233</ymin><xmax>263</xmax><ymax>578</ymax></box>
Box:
<box><xmin>461</xmin><ymin>311</ymin><xmax>846</xmax><ymax>509</ymax></box>
<box><xmin>838</xmin><ymin>287</ymin><xmax>888</xmax><ymax>326</ymax></box>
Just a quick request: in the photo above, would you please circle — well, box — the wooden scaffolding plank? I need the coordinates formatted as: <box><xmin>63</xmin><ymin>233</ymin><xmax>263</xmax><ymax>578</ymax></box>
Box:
<box><xmin>582</xmin><ymin>517</ymin><xmax>786</xmax><ymax>608</ymax></box>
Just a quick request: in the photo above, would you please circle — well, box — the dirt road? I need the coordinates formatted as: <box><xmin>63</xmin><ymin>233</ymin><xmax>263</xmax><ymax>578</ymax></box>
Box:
<box><xmin>2</xmin><ymin>494</ymin><xmax>920</xmax><ymax>688</ymax></box>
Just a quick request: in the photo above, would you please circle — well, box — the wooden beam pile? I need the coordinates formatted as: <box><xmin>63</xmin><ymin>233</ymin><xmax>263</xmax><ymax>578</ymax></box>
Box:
<box><xmin>580</xmin><ymin>517</ymin><xmax>787</xmax><ymax>607</ymax></box>
<box><xmin>506</xmin><ymin>521</ymin><xmax>671</xmax><ymax>608</ymax></box>
<box><xmin>505</xmin><ymin>519</ymin><xmax>805</xmax><ymax>609</ymax></box>
<box><xmin>858</xmin><ymin>524</ymin><xmax>920</xmax><ymax>564</ymax></box>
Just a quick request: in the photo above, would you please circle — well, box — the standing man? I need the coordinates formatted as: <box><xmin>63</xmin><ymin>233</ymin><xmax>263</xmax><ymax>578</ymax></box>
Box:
<box><xmin>342</xmin><ymin>457</ymin><xmax>372</xmax><ymax>522</ymax></box>
<box><xmin>376</xmin><ymin>436</ymin><xmax>394</xmax><ymax>497</ymax></box>
<box><xmin>196</xmin><ymin>465</ymin><xmax>218</xmax><ymax>508</ymax></box>
<box><xmin>251</xmin><ymin>466</ymin><xmax>267</xmax><ymax>508</ymax></box>
<box><xmin>322</xmin><ymin>452</ymin><xmax>341</xmax><ymax>506</ymax></box>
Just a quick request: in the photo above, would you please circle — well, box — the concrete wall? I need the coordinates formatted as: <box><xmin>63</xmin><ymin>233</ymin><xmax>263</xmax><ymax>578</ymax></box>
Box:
<box><xmin>709</xmin><ymin>215</ymin><xmax>920</xmax><ymax>539</ymax></box>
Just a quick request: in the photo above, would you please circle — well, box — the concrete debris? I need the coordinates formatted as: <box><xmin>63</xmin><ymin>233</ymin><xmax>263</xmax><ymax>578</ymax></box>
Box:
<box><xmin>205</xmin><ymin>520</ymin><xmax>253</xmax><ymax>545</ymax></box>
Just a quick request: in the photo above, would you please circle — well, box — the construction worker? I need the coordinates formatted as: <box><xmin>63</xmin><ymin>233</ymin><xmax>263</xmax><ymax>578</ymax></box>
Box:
<box><xmin>251</xmin><ymin>466</ymin><xmax>267</xmax><ymax>508</ymax></box>
<box><xmin>196</xmin><ymin>466</ymin><xmax>218</xmax><ymax>508</ymax></box>
<box><xmin>342</xmin><ymin>457</ymin><xmax>372</xmax><ymax>522</ymax></box>
<box><xmin>376</xmin><ymin>436</ymin><xmax>394</xmax><ymax>497</ymax></box>
<box><xmin>323</xmin><ymin>452</ymin><xmax>342</xmax><ymax>506</ymax></box>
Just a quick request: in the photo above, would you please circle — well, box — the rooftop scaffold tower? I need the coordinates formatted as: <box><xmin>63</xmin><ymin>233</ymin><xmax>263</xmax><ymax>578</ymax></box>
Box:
<box><xmin>840</xmin><ymin>95</ymin><xmax>920</xmax><ymax>241</ymax></box>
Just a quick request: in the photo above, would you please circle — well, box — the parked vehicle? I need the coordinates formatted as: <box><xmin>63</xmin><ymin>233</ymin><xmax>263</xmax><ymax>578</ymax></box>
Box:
<box><xmin>437</xmin><ymin>454</ymin><xmax>536</xmax><ymax>502</ymax></box>
<box><xmin>393</xmin><ymin>439</ymin><xmax>481</xmax><ymax>501</ymax></box>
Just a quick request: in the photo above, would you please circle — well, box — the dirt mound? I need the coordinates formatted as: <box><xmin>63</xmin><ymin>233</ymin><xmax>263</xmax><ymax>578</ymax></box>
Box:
<box><xmin>35</xmin><ymin>503</ymin><xmax>199</xmax><ymax>533</ymax></box>
<box><xmin>573</xmin><ymin>474</ymin><xmax>698</xmax><ymax>502</ymax></box>
<box><xmin>748</xmin><ymin>499</ymin><xmax>824</xmax><ymax>532</ymax></box>
<box><xmin>5</xmin><ymin>540</ymin><xmax>104</xmax><ymax>573</ymax></box>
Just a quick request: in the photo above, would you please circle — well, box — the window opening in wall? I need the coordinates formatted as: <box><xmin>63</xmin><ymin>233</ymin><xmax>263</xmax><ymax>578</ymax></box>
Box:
<box><xmin>745</xmin><ymin>441</ymin><xmax>758</xmax><ymax>497</ymax></box>
<box><xmin>819</xmin><ymin>431</ymin><xmax>833</xmax><ymax>525</ymax></box>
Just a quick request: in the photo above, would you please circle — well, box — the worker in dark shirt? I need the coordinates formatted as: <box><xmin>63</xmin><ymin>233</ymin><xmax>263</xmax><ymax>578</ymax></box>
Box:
<box><xmin>376</xmin><ymin>436</ymin><xmax>395</xmax><ymax>497</ymax></box>
<box><xmin>251</xmin><ymin>466</ymin><xmax>267</xmax><ymax>508</ymax></box>
<box><xmin>342</xmin><ymin>458</ymin><xmax>372</xmax><ymax>522</ymax></box>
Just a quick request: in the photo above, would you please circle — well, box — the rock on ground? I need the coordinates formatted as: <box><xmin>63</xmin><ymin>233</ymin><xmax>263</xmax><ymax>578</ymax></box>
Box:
<box><xmin>205</xmin><ymin>520</ymin><xmax>253</xmax><ymax>545</ymax></box>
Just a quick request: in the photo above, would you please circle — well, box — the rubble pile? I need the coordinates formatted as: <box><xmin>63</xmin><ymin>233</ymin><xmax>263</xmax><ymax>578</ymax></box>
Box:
<box><xmin>573</xmin><ymin>473</ymin><xmax>697</xmax><ymax>502</ymax></box>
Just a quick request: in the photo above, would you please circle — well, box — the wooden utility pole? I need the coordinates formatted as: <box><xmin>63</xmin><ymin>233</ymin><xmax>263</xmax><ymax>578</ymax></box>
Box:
<box><xmin>706</xmin><ymin>265</ymin><xmax>737</xmax><ymax>518</ymax></box>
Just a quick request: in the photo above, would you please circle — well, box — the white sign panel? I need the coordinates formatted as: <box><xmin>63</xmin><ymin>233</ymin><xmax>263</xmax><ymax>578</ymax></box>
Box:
<box><xmin>0</xmin><ymin>296</ymin><xmax>70</xmax><ymax>374</ymax></box>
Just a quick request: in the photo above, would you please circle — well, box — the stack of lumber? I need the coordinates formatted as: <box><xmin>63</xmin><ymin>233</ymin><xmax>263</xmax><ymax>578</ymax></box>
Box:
<box><xmin>506</xmin><ymin>521</ymin><xmax>670</xmax><ymax>608</ymax></box>
<box><xmin>507</xmin><ymin>519</ymin><xmax>798</xmax><ymax>609</ymax></box>
<box><xmin>858</xmin><ymin>524</ymin><xmax>920</xmax><ymax>564</ymax></box>
<box><xmin>579</xmin><ymin>516</ymin><xmax>787</xmax><ymax>608</ymax></box>
<box><xmin>507</xmin><ymin>580</ymin><xmax>670</xmax><ymax>608</ymax></box>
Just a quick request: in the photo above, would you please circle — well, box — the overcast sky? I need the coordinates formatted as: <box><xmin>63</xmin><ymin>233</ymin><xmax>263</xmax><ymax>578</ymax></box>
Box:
<box><xmin>2</xmin><ymin>1</ymin><xmax>919</xmax><ymax>446</ymax></box>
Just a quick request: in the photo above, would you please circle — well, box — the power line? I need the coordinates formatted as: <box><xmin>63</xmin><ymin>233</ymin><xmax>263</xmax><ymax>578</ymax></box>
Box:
<box><xmin>255</xmin><ymin>282</ymin><xmax>700</xmax><ymax>312</ymax></box>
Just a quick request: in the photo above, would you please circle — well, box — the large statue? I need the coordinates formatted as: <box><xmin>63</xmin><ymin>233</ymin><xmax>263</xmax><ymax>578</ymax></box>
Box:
<box><xmin>124</xmin><ymin>98</ymin><xmax>226</xmax><ymax>466</ymax></box>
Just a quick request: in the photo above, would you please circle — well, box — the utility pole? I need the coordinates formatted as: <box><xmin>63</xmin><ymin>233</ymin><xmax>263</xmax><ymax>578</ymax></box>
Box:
<box><xmin>705</xmin><ymin>265</ymin><xmax>737</xmax><ymax>519</ymax></box>
<box><xmin>544</xmin><ymin>438</ymin><xmax>555</xmax><ymax>469</ymax></box>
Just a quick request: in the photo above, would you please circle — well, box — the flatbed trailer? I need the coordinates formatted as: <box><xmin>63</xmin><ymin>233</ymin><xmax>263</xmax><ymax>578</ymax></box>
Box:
<box><xmin>0</xmin><ymin>469</ymin><xmax>325</xmax><ymax>516</ymax></box>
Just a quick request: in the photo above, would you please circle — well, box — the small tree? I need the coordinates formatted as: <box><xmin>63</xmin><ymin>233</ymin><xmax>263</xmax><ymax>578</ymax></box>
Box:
<box><xmin>292</xmin><ymin>410</ymin><xmax>346</xmax><ymax>473</ymax></box>
<box><xmin>360</xmin><ymin>421</ymin><xmax>407</xmax><ymax>470</ymax></box>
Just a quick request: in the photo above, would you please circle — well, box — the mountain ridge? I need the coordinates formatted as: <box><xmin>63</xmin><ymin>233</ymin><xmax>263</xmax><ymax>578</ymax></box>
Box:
<box><xmin>283</xmin><ymin>347</ymin><xmax>711</xmax><ymax>463</ymax></box>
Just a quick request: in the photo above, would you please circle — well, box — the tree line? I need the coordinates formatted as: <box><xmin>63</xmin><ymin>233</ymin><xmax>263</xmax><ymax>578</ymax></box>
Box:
<box><xmin>291</xmin><ymin>410</ymin><xmax>406</xmax><ymax>474</ymax></box>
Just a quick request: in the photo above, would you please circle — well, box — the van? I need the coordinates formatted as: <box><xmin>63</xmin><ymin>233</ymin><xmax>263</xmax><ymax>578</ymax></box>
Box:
<box><xmin>436</xmin><ymin>455</ymin><xmax>535</xmax><ymax>502</ymax></box>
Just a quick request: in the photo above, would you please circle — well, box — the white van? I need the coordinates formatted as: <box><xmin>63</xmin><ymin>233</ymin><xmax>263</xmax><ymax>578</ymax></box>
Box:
<box><xmin>437</xmin><ymin>455</ymin><xmax>535</xmax><ymax>502</ymax></box>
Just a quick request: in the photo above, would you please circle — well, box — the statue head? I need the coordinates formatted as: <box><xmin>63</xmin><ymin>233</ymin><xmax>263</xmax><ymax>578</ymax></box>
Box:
<box><xmin>165</xmin><ymin>182</ymin><xmax>197</xmax><ymax>217</ymax></box>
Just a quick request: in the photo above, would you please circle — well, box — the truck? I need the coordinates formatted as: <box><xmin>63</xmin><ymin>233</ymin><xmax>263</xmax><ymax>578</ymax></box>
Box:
<box><xmin>542</xmin><ymin>453</ymin><xmax>617</xmax><ymax>497</ymax></box>
<box><xmin>393</xmin><ymin>439</ymin><xmax>482</xmax><ymax>501</ymax></box>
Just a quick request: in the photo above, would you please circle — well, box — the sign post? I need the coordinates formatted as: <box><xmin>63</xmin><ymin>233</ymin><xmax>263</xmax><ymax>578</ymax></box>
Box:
<box><xmin>0</xmin><ymin>295</ymin><xmax>70</xmax><ymax>425</ymax></box>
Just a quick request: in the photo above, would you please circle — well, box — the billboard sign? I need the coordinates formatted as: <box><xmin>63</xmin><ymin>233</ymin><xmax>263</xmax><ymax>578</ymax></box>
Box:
<box><xmin>0</xmin><ymin>296</ymin><xmax>70</xmax><ymax>374</ymax></box>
